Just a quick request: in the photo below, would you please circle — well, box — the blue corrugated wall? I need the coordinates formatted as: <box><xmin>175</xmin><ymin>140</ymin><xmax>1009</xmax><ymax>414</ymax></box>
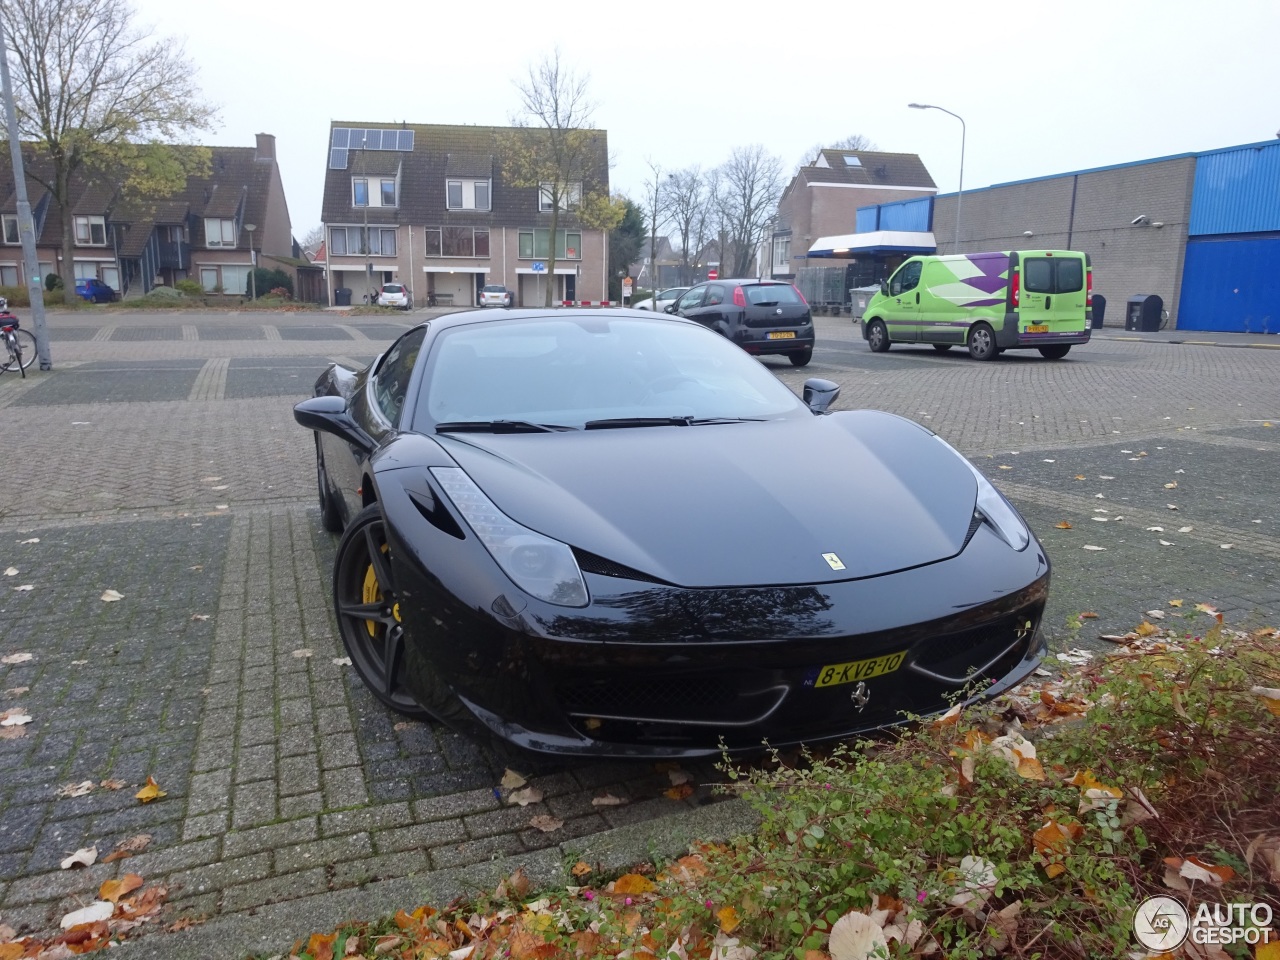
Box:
<box><xmin>1177</xmin><ymin>235</ymin><xmax>1280</xmax><ymax>333</ymax></box>
<box><xmin>1189</xmin><ymin>141</ymin><xmax>1280</xmax><ymax>236</ymax></box>
<box><xmin>878</xmin><ymin>197</ymin><xmax>933</xmax><ymax>232</ymax></box>
<box><xmin>855</xmin><ymin>206</ymin><xmax>878</xmax><ymax>233</ymax></box>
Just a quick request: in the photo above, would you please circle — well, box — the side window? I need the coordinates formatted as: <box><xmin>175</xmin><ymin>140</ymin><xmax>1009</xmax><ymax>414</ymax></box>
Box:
<box><xmin>1023</xmin><ymin>259</ymin><xmax>1053</xmax><ymax>293</ymax></box>
<box><xmin>676</xmin><ymin>287</ymin><xmax>705</xmax><ymax>311</ymax></box>
<box><xmin>1055</xmin><ymin>258</ymin><xmax>1083</xmax><ymax>293</ymax></box>
<box><xmin>890</xmin><ymin>261</ymin><xmax>922</xmax><ymax>296</ymax></box>
<box><xmin>372</xmin><ymin>327</ymin><xmax>427</xmax><ymax>425</ymax></box>
<box><xmin>705</xmin><ymin>284</ymin><xmax>726</xmax><ymax>306</ymax></box>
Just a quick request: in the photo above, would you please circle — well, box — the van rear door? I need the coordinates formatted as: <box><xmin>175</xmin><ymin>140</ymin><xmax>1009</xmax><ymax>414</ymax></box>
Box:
<box><xmin>1017</xmin><ymin>253</ymin><xmax>1088</xmax><ymax>333</ymax></box>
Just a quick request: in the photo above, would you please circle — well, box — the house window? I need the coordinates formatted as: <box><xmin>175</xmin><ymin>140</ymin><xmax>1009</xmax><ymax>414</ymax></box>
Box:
<box><xmin>445</xmin><ymin>179</ymin><xmax>491</xmax><ymax>211</ymax></box>
<box><xmin>0</xmin><ymin>264</ymin><xmax>18</xmax><ymax>286</ymax></box>
<box><xmin>221</xmin><ymin>265</ymin><xmax>250</xmax><ymax>295</ymax></box>
<box><xmin>74</xmin><ymin>215</ymin><xmax>107</xmax><ymax>246</ymax></box>
<box><xmin>353</xmin><ymin>179</ymin><xmax>369</xmax><ymax>206</ymax></box>
<box><xmin>518</xmin><ymin>229</ymin><xmax>582</xmax><ymax>259</ymax></box>
<box><xmin>772</xmin><ymin>236</ymin><xmax>790</xmax><ymax>271</ymax></box>
<box><xmin>539</xmin><ymin>182</ymin><xmax>582</xmax><ymax>212</ymax></box>
<box><xmin>2</xmin><ymin>215</ymin><xmax>18</xmax><ymax>244</ymax></box>
<box><xmin>205</xmin><ymin>218</ymin><xmax>237</xmax><ymax>248</ymax></box>
<box><xmin>74</xmin><ymin>262</ymin><xmax>98</xmax><ymax>280</ymax></box>
<box><xmin>423</xmin><ymin>227</ymin><xmax>488</xmax><ymax>258</ymax></box>
<box><xmin>380</xmin><ymin>179</ymin><xmax>396</xmax><ymax>206</ymax></box>
<box><xmin>329</xmin><ymin>226</ymin><xmax>397</xmax><ymax>256</ymax></box>
<box><xmin>200</xmin><ymin>267</ymin><xmax>219</xmax><ymax>291</ymax></box>
<box><xmin>169</xmin><ymin>225</ymin><xmax>187</xmax><ymax>242</ymax></box>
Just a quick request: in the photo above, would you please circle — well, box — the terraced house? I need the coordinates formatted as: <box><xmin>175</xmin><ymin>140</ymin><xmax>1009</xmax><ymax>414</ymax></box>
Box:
<box><xmin>321</xmin><ymin>122</ymin><xmax>611</xmax><ymax>308</ymax></box>
<box><xmin>0</xmin><ymin>134</ymin><xmax>295</xmax><ymax>299</ymax></box>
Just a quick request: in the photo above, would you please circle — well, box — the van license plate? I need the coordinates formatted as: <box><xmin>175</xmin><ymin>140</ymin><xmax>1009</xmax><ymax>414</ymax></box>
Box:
<box><xmin>767</xmin><ymin>331</ymin><xmax>796</xmax><ymax>339</ymax></box>
<box><xmin>810</xmin><ymin>651</ymin><xmax>906</xmax><ymax>688</ymax></box>
<box><xmin>1027</xmin><ymin>324</ymin><xmax>1049</xmax><ymax>333</ymax></box>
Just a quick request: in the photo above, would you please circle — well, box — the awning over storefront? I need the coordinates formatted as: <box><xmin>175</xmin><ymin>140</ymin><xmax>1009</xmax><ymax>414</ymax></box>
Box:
<box><xmin>805</xmin><ymin>230</ymin><xmax>936</xmax><ymax>258</ymax></box>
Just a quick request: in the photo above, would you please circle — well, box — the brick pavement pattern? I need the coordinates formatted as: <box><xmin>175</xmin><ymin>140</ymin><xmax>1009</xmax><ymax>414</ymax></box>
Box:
<box><xmin>0</xmin><ymin>309</ymin><xmax>1277</xmax><ymax>944</ymax></box>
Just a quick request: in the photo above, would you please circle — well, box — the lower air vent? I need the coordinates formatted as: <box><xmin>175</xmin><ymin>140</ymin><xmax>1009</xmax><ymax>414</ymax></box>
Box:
<box><xmin>572</xmin><ymin>548</ymin><xmax>669</xmax><ymax>585</ymax></box>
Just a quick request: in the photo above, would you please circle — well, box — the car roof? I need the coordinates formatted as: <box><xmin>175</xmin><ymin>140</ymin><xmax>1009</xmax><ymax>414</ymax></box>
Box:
<box><xmin>693</xmin><ymin>278</ymin><xmax>786</xmax><ymax>287</ymax></box>
<box><xmin>413</xmin><ymin>308</ymin><xmax>701</xmax><ymax>336</ymax></box>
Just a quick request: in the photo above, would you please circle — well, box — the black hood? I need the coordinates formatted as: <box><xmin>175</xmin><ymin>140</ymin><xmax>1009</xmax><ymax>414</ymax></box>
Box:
<box><xmin>436</xmin><ymin>411</ymin><xmax>978</xmax><ymax>588</ymax></box>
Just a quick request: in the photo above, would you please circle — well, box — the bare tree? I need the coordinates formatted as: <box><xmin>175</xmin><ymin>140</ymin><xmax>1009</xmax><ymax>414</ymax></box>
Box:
<box><xmin>1</xmin><ymin>0</ymin><xmax>216</xmax><ymax>287</ymax></box>
<box><xmin>638</xmin><ymin>158</ymin><xmax>669</xmax><ymax>293</ymax></box>
<box><xmin>719</xmin><ymin>145</ymin><xmax>783</xmax><ymax>278</ymax></box>
<box><xmin>793</xmin><ymin>133</ymin><xmax>880</xmax><ymax>174</ymax></box>
<box><xmin>666</xmin><ymin>166</ymin><xmax>704</xmax><ymax>286</ymax></box>
<box><xmin>301</xmin><ymin>225</ymin><xmax>325</xmax><ymax>254</ymax></box>
<box><xmin>502</xmin><ymin>49</ymin><xmax>622</xmax><ymax>306</ymax></box>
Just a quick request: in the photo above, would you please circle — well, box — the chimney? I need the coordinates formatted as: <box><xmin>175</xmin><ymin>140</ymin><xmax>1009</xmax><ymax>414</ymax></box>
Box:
<box><xmin>255</xmin><ymin>133</ymin><xmax>276</xmax><ymax>161</ymax></box>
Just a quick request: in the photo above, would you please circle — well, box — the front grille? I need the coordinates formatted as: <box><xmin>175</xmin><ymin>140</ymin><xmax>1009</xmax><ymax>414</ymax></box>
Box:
<box><xmin>557</xmin><ymin>673</ymin><xmax>783</xmax><ymax>727</ymax></box>
<box><xmin>910</xmin><ymin>613</ymin><xmax>1035</xmax><ymax>685</ymax></box>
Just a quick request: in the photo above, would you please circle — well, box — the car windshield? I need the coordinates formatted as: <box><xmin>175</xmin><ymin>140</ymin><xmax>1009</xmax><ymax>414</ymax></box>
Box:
<box><xmin>658</xmin><ymin>288</ymin><xmax>687</xmax><ymax>300</ymax></box>
<box><xmin>417</xmin><ymin>316</ymin><xmax>806</xmax><ymax>429</ymax></box>
<box><xmin>382</xmin><ymin>285</ymin><xmax>404</xmax><ymax>293</ymax></box>
<box><xmin>744</xmin><ymin>284</ymin><xmax>803</xmax><ymax>306</ymax></box>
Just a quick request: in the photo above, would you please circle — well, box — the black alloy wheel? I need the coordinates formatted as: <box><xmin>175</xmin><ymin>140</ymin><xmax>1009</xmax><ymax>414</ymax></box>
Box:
<box><xmin>333</xmin><ymin>504</ymin><xmax>429</xmax><ymax>718</ymax></box>
<box><xmin>866</xmin><ymin>320</ymin><xmax>890</xmax><ymax>352</ymax></box>
<box><xmin>315</xmin><ymin>437</ymin><xmax>344</xmax><ymax>533</ymax></box>
<box><xmin>967</xmin><ymin>323</ymin><xmax>998</xmax><ymax>361</ymax></box>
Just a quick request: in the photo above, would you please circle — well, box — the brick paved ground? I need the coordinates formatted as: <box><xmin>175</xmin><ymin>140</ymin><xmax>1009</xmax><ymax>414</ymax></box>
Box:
<box><xmin>0</xmin><ymin>307</ymin><xmax>1277</xmax><ymax>954</ymax></box>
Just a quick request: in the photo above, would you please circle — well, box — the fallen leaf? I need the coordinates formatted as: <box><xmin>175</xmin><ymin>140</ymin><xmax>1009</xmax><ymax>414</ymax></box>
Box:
<box><xmin>1159</xmin><ymin>540</ymin><xmax>1175</xmax><ymax>546</ymax></box>
<box><xmin>1</xmin><ymin>652</ymin><xmax>32</xmax><ymax>664</ymax></box>
<box><xmin>1145</xmin><ymin>609</ymin><xmax>1166</xmax><ymax>619</ymax></box>
<box><xmin>717</xmin><ymin>906</ymin><xmax>741</xmax><ymax>934</ymax></box>
<box><xmin>1220</xmin><ymin>543</ymin><xmax>1234</xmax><ymax>550</ymax></box>
<box><xmin>500</xmin><ymin>769</ymin><xmax>528</xmax><ymax>790</ymax></box>
<box><xmin>1164</xmin><ymin>481</ymin><xmax>1178</xmax><ymax>489</ymax></box>
<box><xmin>211</xmin><ymin>485</ymin><xmax>229</xmax><ymax>491</ymax></box>
<box><xmin>3</xmin><ymin>567</ymin><xmax>16</xmax><ymax>577</ymax></box>
<box><xmin>1167</xmin><ymin>504</ymin><xmax>1179</xmax><ymax>510</ymax></box>
<box><xmin>1083</xmin><ymin>545</ymin><xmax>1107</xmax><ymax>551</ymax></box>
<box><xmin>1054</xmin><ymin>521</ymin><xmax>1073</xmax><ymax>529</ymax></box>
<box><xmin>12</xmin><ymin>584</ymin><xmax>33</xmax><ymax>592</ymax></box>
<box><xmin>4</xmin><ymin>686</ymin><xmax>28</xmax><ymax>695</ymax></box>
<box><xmin>612</xmin><ymin>873</ymin><xmax>657</xmax><ymax>895</ymax></box>
<box><xmin>667</xmin><ymin>769</ymin><xmax>692</xmax><ymax>786</ymax></box>
<box><xmin>190</xmin><ymin>614</ymin><xmax>210</xmax><ymax>621</ymax></box>
<box><xmin>70</xmin><ymin>659</ymin><xmax>87</xmax><ymax>665</ymax></box>
<box><xmin>0</xmin><ymin>727</ymin><xmax>25</xmax><ymax>740</ymax></box>
<box><xmin>1251</xmin><ymin>686</ymin><xmax>1280</xmax><ymax>717</ymax></box>
<box><xmin>1195</xmin><ymin>603</ymin><xmax>1219</xmax><ymax>615</ymax></box>
<box><xmin>0</xmin><ymin>709</ymin><xmax>32</xmax><ymax>727</ymax></box>
<box><xmin>60</xmin><ymin>846</ymin><xmax>98</xmax><ymax>869</ymax></box>
<box><xmin>1146</xmin><ymin>526</ymin><xmax>1165</xmax><ymax>532</ymax></box>
<box><xmin>100</xmin><ymin>589</ymin><xmax>124</xmax><ymax>602</ymax></box>
<box><xmin>506</xmin><ymin>786</ymin><xmax>543</xmax><ymax>807</ymax></box>
<box><xmin>1178</xmin><ymin>856</ymin><xmax>1235</xmax><ymax>885</ymax></box>
<box><xmin>1169</xmin><ymin>599</ymin><xmax>1183</xmax><ymax>607</ymax></box>
<box><xmin>998</xmin><ymin>465</ymin><xmax>1012</xmax><ymax>470</ymax></box>
<box><xmin>1016</xmin><ymin>756</ymin><xmax>1046</xmax><ymax>780</ymax></box>
<box><xmin>528</xmin><ymin>814</ymin><xmax>562</xmax><ymax>833</ymax></box>
<box><xmin>665</xmin><ymin>783</ymin><xmax>695</xmax><ymax>800</ymax></box>
<box><xmin>1178</xmin><ymin>526</ymin><xmax>1194</xmax><ymax>533</ymax></box>
<box><xmin>99</xmin><ymin>779</ymin><xmax>127</xmax><ymax>791</ymax></box>
<box><xmin>591</xmin><ymin>793</ymin><xmax>626</xmax><ymax>806</ymax></box>
<box><xmin>291</xmin><ymin>648</ymin><xmax>313</xmax><ymax>658</ymax></box>
<box><xmin>1136</xmin><ymin>621</ymin><xmax>1161</xmax><ymax>637</ymax></box>
<box><xmin>60</xmin><ymin>901</ymin><xmax>113</xmax><ymax>929</ymax></box>
<box><xmin>199</xmin><ymin>476</ymin><xmax>222</xmax><ymax>482</ymax></box>
<box><xmin>828</xmin><ymin>910</ymin><xmax>888</xmax><ymax>960</ymax></box>
<box><xmin>332</xmin><ymin>657</ymin><xmax>352</xmax><ymax>666</ymax></box>
<box><xmin>1074</xmin><ymin>475</ymin><xmax>1086</xmax><ymax>480</ymax></box>
<box><xmin>102</xmin><ymin>834</ymin><xmax>152</xmax><ymax>862</ymax></box>
<box><xmin>135</xmin><ymin>776</ymin><xmax>167</xmax><ymax>804</ymax></box>
<box><xmin>57</xmin><ymin>780</ymin><xmax>95</xmax><ymax>798</ymax></box>
<box><xmin>99</xmin><ymin>874</ymin><xmax>144</xmax><ymax>903</ymax></box>
<box><xmin>1099</xmin><ymin>475</ymin><xmax>1116</xmax><ymax>480</ymax></box>
<box><xmin>570</xmin><ymin>861</ymin><xmax>592</xmax><ymax>878</ymax></box>
<box><xmin>1079</xmin><ymin>612</ymin><xmax>1098</xmax><ymax>619</ymax></box>
<box><xmin>19</xmin><ymin>537</ymin><xmax>39</xmax><ymax>544</ymax></box>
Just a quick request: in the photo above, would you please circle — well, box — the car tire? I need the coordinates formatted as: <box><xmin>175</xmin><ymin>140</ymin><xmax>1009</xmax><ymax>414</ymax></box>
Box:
<box><xmin>867</xmin><ymin>319</ymin><xmax>891</xmax><ymax>352</ymax></box>
<box><xmin>967</xmin><ymin>323</ymin><xmax>998</xmax><ymax>361</ymax></box>
<box><xmin>333</xmin><ymin>503</ymin><xmax>430</xmax><ymax>718</ymax></box>
<box><xmin>315</xmin><ymin>437</ymin><xmax>344</xmax><ymax>533</ymax></box>
<box><xmin>789</xmin><ymin>347</ymin><xmax>813</xmax><ymax>367</ymax></box>
<box><xmin>1038</xmin><ymin>345</ymin><xmax>1072</xmax><ymax>359</ymax></box>
<box><xmin>932</xmin><ymin>344</ymin><xmax>953</xmax><ymax>353</ymax></box>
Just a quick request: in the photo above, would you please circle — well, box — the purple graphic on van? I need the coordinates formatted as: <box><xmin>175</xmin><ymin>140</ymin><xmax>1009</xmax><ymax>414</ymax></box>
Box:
<box><xmin>958</xmin><ymin>254</ymin><xmax>1009</xmax><ymax>307</ymax></box>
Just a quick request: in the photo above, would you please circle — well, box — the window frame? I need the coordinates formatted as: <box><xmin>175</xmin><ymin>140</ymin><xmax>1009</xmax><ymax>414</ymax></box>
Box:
<box><xmin>517</xmin><ymin>228</ymin><xmax>583</xmax><ymax>260</ymax></box>
<box><xmin>539</xmin><ymin>181</ymin><xmax>583</xmax><ymax>212</ymax></box>
<box><xmin>445</xmin><ymin>179</ymin><xmax>491</xmax><ymax>211</ymax></box>
<box><xmin>204</xmin><ymin>218</ymin><xmax>237</xmax><ymax>249</ymax></box>
<box><xmin>74</xmin><ymin>215</ymin><xmax>107</xmax><ymax>246</ymax></box>
<box><xmin>2</xmin><ymin>215</ymin><xmax>19</xmax><ymax>244</ymax></box>
<box><xmin>423</xmin><ymin>226</ymin><xmax>488</xmax><ymax>259</ymax></box>
<box><xmin>353</xmin><ymin>178</ymin><xmax>369</xmax><ymax>207</ymax></box>
<box><xmin>380</xmin><ymin>179</ymin><xmax>397</xmax><ymax>207</ymax></box>
<box><xmin>0</xmin><ymin>263</ymin><xmax>18</xmax><ymax>286</ymax></box>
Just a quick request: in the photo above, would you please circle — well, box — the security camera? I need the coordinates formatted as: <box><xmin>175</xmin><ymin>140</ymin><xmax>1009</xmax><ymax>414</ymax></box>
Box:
<box><xmin>1131</xmin><ymin>215</ymin><xmax>1149</xmax><ymax>226</ymax></box>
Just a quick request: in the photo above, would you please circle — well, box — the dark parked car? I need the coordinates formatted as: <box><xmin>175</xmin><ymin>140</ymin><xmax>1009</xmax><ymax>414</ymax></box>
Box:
<box><xmin>75</xmin><ymin>278</ymin><xmax>116</xmax><ymax>303</ymax></box>
<box><xmin>667</xmin><ymin>278</ymin><xmax>815</xmax><ymax>366</ymax></box>
<box><xmin>295</xmin><ymin>310</ymin><xmax>1048</xmax><ymax>758</ymax></box>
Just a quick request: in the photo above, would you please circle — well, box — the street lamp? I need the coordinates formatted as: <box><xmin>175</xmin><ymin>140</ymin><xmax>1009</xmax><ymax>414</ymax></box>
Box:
<box><xmin>908</xmin><ymin>103</ymin><xmax>966</xmax><ymax>250</ymax></box>
<box><xmin>244</xmin><ymin>223</ymin><xmax>257</xmax><ymax>300</ymax></box>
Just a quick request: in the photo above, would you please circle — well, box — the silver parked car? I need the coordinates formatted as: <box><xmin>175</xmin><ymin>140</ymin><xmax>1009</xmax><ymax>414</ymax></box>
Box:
<box><xmin>631</xmin><ymin>286</ymin><xmax>689</xmax><ymax>313</ymax></box>
<box><xmin>379</xmin><ymin>283</ymin><xmax>413</xmax><ymax>310</ymax></box>
<box><xmin>479</xmin><ymin>284</ymin><xmax>514</xmax><ymax>308</ymax></box>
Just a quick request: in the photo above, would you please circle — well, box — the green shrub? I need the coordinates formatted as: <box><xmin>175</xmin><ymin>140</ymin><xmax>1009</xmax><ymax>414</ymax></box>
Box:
<box><xmin>173</xmin><ymin>279</ymin><xmax>204</xmax><ymax>297</ymax></box>
<box><xmin>249</xmin><ymin>267</ymin><xmax>292</xmax><ymax>298</ymax></box>
<box><xmin>144</xmin><ymin>286</ymin><xmax>184</xmax><ymax>299</ymax></box>
<box><xmin>0</xmin><ymin>285</ymin><xmax>27</xmax><ymax>306</ymax></box>
<box><xmin>45</xmin><ymin>273</ymin><xmax>64</xmax><ymax>291</ymax></box>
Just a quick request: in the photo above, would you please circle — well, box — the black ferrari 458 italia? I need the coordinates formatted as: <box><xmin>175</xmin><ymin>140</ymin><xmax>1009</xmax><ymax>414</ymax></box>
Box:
<box><xmin>295</xmin><ymin>309</ymin><xmax>1049</xmax><ymax>758</ymax></box>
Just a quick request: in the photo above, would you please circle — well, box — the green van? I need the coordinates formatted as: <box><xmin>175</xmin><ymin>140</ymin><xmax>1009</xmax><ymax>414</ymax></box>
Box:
<box><xmin>861</xmin><ymin>250</ymin><xmax>1093</xmax><ymax>360</ymax></box>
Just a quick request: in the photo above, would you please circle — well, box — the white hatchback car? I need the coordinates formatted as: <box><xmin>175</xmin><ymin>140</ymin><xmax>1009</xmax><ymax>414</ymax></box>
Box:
<box><xmin>479</xmin><ymin>284</ymin><xmax>514</xmax><ymax>308</ymax></box>
<box><xmin>631</xmin><ymin>287</ymin><xmax>689</xmax><ymax>313</ymax></box>
<box><xmin>379</xmin><ymin>283</ymin><xmax>413</xmax><ymax>310</ymax></box>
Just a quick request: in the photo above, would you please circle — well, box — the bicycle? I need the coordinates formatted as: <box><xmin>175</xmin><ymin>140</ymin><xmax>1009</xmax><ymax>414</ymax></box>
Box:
<box><xmin>0</xmin><ymin>298</ymin><xmax>37</xmax><ymax>379</ymax></box>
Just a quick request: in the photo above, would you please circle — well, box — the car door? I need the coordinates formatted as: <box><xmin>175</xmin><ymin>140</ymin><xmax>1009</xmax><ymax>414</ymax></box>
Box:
<box><xmin>885</xmin><ymin>260</ymin><xmax>922</xmax><ymax>342</ymax></box>
<box><xmin>670</xmin><ymin>285</ymin><xmax>707</xmax><ymax>323</ymax></box>
<box><xmin>919</xmin><ymin>260</ymin><xmax>963</xmax><ymax>344</ymax></box>
<box><xmin>325</xmin><ymin>327</ymin><xmax>427</xmax><ymax>520</ymax></box>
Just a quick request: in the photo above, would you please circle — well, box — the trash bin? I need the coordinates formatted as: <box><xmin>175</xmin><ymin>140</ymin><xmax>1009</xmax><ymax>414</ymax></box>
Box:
<box><xmin>334</xmin><ymin>287</ymin><xmax>351</xmax><ymax>306</ymax></box>
<box><xmin>1125</xmin><ymin>294</ymin><xmax>1164</xmax><ymax>332</ymax></box>
<box><xmin>1091</xmin><ymin>293</ymin><xmax>1106</xmax><ymax>329</ymax></box>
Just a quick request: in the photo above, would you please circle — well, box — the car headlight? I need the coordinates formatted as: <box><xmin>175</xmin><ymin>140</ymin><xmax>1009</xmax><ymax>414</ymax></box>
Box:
<box><xmin>934</xmin><ymin>437</ymin><xmax>1031</xmax><ymax>551</ymax></box>
<box><xmin>431</xmin><ymin>467</ymin><xmax>589</xmax><ymax>607</ymax></box>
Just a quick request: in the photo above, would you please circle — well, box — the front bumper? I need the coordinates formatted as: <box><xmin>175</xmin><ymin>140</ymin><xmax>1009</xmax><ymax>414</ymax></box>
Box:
<box><xmin>390</xmin><ymin>507</ymin><xmax>1050</xmax><ymax>758</ymax></box>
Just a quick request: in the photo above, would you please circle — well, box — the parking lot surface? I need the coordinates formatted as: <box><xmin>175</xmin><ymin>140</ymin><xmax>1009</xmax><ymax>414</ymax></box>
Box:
<box><xmin>0</xmin><ymin>308</ymin><xmax>1277</xmax><ymax>952</ymax></box>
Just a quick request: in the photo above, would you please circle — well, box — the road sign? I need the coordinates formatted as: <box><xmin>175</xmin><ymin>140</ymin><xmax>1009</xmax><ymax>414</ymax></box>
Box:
<box><xmin>708</xmin><ymin>269</ymin><xmax>718</xmax><ymax>280</ymax></box>
<box><xmin>531</xmin><ymin>261</ymin><xmax>547</xmax><ymax>274</ymax></box>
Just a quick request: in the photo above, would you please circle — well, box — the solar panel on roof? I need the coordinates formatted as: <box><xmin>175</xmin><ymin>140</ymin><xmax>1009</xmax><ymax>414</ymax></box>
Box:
<box><xmin>331</xmin><ymin>128</ymin><xmax>350</xmax><ymax>148</ymax></box>
<box><xmin>329</xmin><ymin>148</ymin><xmax>348</xmax><ymax>170</ymax></box>
<box><xmin>398</xmin><ymin>130</ymin><xmax>414</xmax><ymax>151</ymax></box>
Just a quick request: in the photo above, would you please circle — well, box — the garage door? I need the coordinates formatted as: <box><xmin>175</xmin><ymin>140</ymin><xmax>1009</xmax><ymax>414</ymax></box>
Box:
<box><xmin>1178</xmin><ymin>235</ymin><xmax>1280</xmax><ymax>333</ymax></box>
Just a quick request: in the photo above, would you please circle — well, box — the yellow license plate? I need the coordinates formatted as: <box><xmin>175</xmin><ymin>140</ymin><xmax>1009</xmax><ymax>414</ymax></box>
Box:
<box><xmin>813</xmin><ymin>651</ymin><xmax>906</xmax><ymax>688</ymax></box>
<box><xmin>767</xmin><ymin>331</ymin><xmax>796</xmax><ymax>339</ymax></box>
<box><xmin>1027</xmin><ymin>324</ymin><xmax>1049</xmax><ymax>333</ymax></box>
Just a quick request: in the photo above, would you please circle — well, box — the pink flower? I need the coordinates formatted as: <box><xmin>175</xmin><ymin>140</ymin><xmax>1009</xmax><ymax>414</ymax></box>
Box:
<box><xmin>823</xmin><ymin>783</ymin><xmax>834</xmax><ymax>790</ymax></box>
<box><xmin>583</xmin><ymin>890</ymin><xmax>595</xmax><ymax>901</ymax></box>
<box><xmin>625</xmin><ymin>897</ymin><xmax>633</xmax><ymax>906</ymax></box>
<box><xmin>917</xmin><ymin>890</ymin><xmax>927</xmax><ymax>903</ymax></box>
<box><xmin>706</xmin><ymin>899</ymin><xmax>714</xmax><ymax>909</ymax></box>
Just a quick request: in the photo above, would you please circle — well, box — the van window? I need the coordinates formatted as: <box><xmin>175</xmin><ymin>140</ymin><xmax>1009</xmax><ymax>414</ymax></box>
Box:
<box><xmin>1023</xmin><ymin>257</ymin><xmax>1083</xmax><ymax>293</ymax></box>
<box><xmin>889</xmin><ymin>261</ymin><xmax>922</xmax><ymax>296</ymax></box>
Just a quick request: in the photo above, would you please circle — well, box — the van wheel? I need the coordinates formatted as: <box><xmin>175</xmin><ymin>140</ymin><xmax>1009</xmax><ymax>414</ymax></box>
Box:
<box><xmin>968</xmin><ymin>323</ymin><xmax>998</xmax><ymax>361</ymax></box>
<box><xmin>866</xmin><ymin>320</ymin><xmax>890</xmax><ymax>352</ymax></box>
<box><xmin>932</xmin><ymin>344</ymin><xmax>952</xmax><ymax>353</ymax></box>
<box><xmin>788</xmin><ymin>347</ymin><xmax>813</xmax><ymax>367</ymax></box>
<box><xmin>1038</xmin><ymin>345</ymin><xmax>1072</xmax><ymax>359</ymax></box>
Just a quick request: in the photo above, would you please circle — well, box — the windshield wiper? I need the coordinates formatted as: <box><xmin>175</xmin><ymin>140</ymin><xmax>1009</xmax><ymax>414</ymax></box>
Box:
<box><xmin>584</xmin><ymin>416</ymin><xmax>764</xmax><ymax>430</ymax></box>
<box><xmin>435</xmin><ymin>420</ymin><xmax>575</xmax><ymax>434</ymax></box>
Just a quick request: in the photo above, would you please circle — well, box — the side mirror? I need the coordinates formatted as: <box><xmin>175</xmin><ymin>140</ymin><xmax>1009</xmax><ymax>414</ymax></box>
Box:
<box><xmin>802</xmin><ymin>378</ymin><xmax>840</xmax><ymax>414</ymax></box>
<box><xmin>664</xmin><ymin>303</ymin><xmax>676</xmax><ymax>314</ymax></box>
<box><xmin>294</xmin><ymin>394</ymin><xmax>374</xmax><ymax>451</ymax></box>
<box><xmin>879</xmin><ymin>281</ymin><xmax>889</xmax><ymax>297</ymax></box>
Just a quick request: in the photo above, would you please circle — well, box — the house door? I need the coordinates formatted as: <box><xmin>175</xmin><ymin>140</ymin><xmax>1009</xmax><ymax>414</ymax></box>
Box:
<box><xmin>564</xmin><ymin>273</ymin><xmax>576</xmax><ymax>303</ymax></box>
<box><xmin>101</xmin><ymin>266</ymin><xmax>120</xmax><ymax>291</ymax></box>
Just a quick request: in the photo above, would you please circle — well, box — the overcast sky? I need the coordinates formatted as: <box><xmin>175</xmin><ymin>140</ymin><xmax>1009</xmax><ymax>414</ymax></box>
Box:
<box><xmin>129</xmin><ymin>0</ymin><xmax>1280</xmax><ymax>240</ymax></box>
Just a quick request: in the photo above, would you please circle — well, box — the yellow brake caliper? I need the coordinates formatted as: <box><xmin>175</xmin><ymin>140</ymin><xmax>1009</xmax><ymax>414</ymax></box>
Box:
<box><xmin>362</xmin><ymin>544</ymin><xmax>400</xmax><ymax>638</ymax></box>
